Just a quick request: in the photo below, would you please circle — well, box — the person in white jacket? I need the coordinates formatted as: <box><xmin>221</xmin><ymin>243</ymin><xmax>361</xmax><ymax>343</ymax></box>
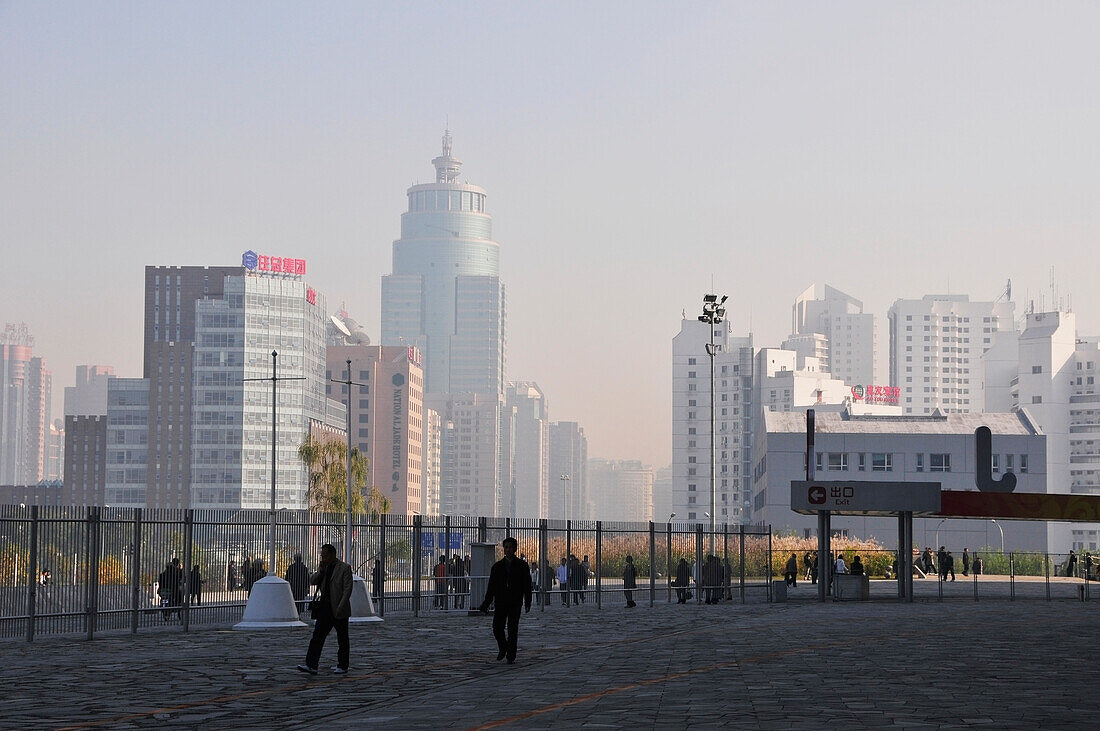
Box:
<box><xmin>555</xmin><ymin>558</ymin><xmax>569</xmax><ymax>606</ymax></box>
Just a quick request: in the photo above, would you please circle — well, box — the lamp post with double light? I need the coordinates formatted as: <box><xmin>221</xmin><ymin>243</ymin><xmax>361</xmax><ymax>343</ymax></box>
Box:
<box><xmin>699</xmin><ymin>294</ymin><xmax>727</xmax><ymax>555</ymax></box>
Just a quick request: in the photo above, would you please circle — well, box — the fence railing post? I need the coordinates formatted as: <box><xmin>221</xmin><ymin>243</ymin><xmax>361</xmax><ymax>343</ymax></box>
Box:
<box><xmin>739</xmin><ymin>524</ymin><xmax>746</xmax><ymax>604</ymax></box>
<box><xmin>565</xmin><ymin>520</ymin><xmax>572</xmax><ymax>607</ymax></box>
<box><xmin>694</xmin><ymin>524</ymin><xmax>703</xmax><ymax>604</ymax></box>
<box><xmin>649</xmin><ymin>521</ymin><xmax>656</xmax><ymax>608</ymax></box>
<box><xmin>25</xmin><ymin>505</ymin><xmax>38</xmax><ymax>643</ymax></box>
<box><xmin>131</xmin><ymin>509</ymin><xmax>142</xmax><ymax>634</ymax></box>
<box><xmin>182</xmin><ymin>509</ymin><xmax>194</xmax><ymax>632</ymax></box>
<box><xmin>411</xmin><ymin>514</ymin><xmax>420</xmax><ymax>618</ymax></box>
<box><xmin>665</xmin><ymin>521</ymin><xmax>672</xmax><ymax>604</ymax></box>
<box><xmin>444</xmin><ymin>515</ymin><xmax>452</xmax><ymax>613</ymax></box>
<box><xmin>1009</xmin><ymin>552</ymin><xmax>1015</xmax><ymax>601</ymax></box>
<box><xmin>1045</xmin><ymin>552</ymin><xmax>1051</xmax><ymax>601</ymax></box>
<box><xmin>595</xmin><ymin>521</ymin><xmax>602</xmax><ymax>610</ymax></box>
<box><xmin>379</xmin><ymin>513</ymin><xmax>387</xmax><ymax>618</ymax></box>
<box><xmin>85</xmin><ymin>506</ymin><xmax>100</xmax><ymax>641</ymax></box>
<box><xmin>538</xmin><ymin>519</ymin><xmax>548</xmax><ymax>611</ymax></box>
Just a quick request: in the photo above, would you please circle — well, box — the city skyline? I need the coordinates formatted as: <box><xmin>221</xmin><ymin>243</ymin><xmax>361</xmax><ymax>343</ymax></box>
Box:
<box><xmin>3</xmin><ymin>3</ymin><xmax>1099</xmax><ymax>467</ymax></box>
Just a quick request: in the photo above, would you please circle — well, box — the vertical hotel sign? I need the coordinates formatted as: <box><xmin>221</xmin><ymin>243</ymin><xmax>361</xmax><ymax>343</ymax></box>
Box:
<box><xmin>391</xmin><ymin>373</ymin><xmax>405</xmax><ymax>493</ymax></box>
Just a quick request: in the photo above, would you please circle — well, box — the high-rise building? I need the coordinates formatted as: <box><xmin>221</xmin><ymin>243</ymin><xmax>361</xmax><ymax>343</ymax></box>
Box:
<box><xmin>381</xmin><ymin>131</ymin><xmax>505</xmax><ymax>398</ymax></box>
<box><xmin>671</xmin><ymin>318</ymin><xmax>754</xmax><ymax>526</ymax></box>
<box><xmin>423</xmin><ymin>408</ymin><xmax>442</xmax><ymax>516</ymax></box>
<box><xmin>548</xmin><ymin>421</ymin><xmax>588</xmax><ymax>521</ymax></box>
<box><xmin>502</xmin><ymin>382</ymin><xmax>550</xmax><ymax>518</ymax></box>
<box><xmin>64</xmin><ymin>415</ymin><xmax>106</xmax><ymax>505</ymax></box>
<box><xmin>982</xmin><ymin>309</ymin><xmax>1100</xmax><ymax>552</ymax></box>
<box><xmin>139</xmin><ymin>265</ymin><xmax>237</xmax><ymax>508</ymax></box>
<box><xmin>64</xmin><ymin>365</ymin><xmax>115</xmax><ymax>416</ymax></box>
<box><xmin>326</xmin><ymin>342</ymin><xmax>425</xmax><ymax>516</ymax></box>
<box><xmin>754</xmin><ymin>348</ymin><xmax>852</xmax><ymax>416</ymax></box>
<box><xmin>427</xmin><ymin>393</ymin><xmax>503</xmax><ymax>517</ymax></box>
<box><xmin>105</xmin><ymin>258</ymin><xmax>340</xmax><ymax>509</ymax></box>
<box><xmin>381</xmin><ymin>132</ymin><xmax>508</xmax><ymax>516</ymax></box>
<box><xmin>587</xmin><ymin>459</ymin><xmax>654</xmax><ymax>523</ymax></box>
<box><xmin>889</xmin><ymin>295</ymin><xmax>1015</xmax><ymax>415</ymax></box>
<box><xmin>1</xmin><ymin>323</ymin><xmax>52</xmax><ymax>485</ymax></box>
<box><xmin>789</xmin><ymin>284</ymin><xmax>877</xmax><ymax>386</ymax></box>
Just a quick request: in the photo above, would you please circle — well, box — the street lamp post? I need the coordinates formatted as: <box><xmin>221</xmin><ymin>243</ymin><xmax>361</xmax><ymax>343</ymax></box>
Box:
<box><xmin>560</xmin><ymin>474</ymin><xmax>571</xmax><ymax>522</ymax></box>
<box><xmin>699</xmin><ymin>294</ymin><xmax>727</xmax><ymax>555</ymax></box>
<box><xmin>991</xmin><ymin>519</ymin><xmax>1004</xmax><ymax>553</ymax></box>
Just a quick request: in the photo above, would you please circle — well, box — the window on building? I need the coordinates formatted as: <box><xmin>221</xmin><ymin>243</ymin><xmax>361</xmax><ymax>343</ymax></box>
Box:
<box><xmin>992</xmin><ymin>454</ymin><xmax>1000</xmax><ymax>473</ymax></box>
<box><xmin>916</xmin><ymin>453</ymin><xmax>924</xmax><ymax>472</ymax></box>
<box><xmin>930</xmin><ymin>453</ymin><xmax>951</xmax><ymax>472</ymax></box>
<box><xmin>872</xmin><ymin>453</ymin><xmax>892</xmax><ymax>471</ymax></box>
<box><xmin>858</xmin><ymin>453</ymin><xmax>866</xmax><ymax>471</ymax></box>
<box><xmin>1032</xmin><ymin>365</ymin><xmax>1043</xmax><ymax>374</ymax></box>
<box><xmin>1006</xmin><ymin>454</ymin><xmax>1014</xmax><ymax>472</ymax></box>
<box><xmin>1032</xmin><ymin>396</ymin><xmax>1042</xmax><ymax>404</ymax></box>
<box><xmin>1020</xmin><ymin>454</ymin><xmax>1028</xmax><ymax>473</ymax></box>
<box><xmin>828</xmin><ymin>453</ymin><xmax>848</xmax><ymax>471</ymax></box>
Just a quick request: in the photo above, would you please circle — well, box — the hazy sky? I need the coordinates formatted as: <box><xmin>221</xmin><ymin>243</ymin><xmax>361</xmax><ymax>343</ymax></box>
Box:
<box><xmin>3</xmin><ymin>2</ymin><xmax>1099</xmax><ymax>467</ymax></box>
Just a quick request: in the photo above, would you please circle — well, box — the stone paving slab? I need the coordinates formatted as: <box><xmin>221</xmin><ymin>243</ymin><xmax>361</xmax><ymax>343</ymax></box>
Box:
<box><xmin>3</xmin><ymin>594</ymin><xmax>1098</xmax><ymax>729</ymax></box>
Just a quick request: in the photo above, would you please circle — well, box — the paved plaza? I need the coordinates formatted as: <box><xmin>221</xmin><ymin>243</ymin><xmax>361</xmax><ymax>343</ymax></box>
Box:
<box><xmin>5</xmin><ymin>587</ymin><xmax>1099</xmax><ymax>729</ymax></box>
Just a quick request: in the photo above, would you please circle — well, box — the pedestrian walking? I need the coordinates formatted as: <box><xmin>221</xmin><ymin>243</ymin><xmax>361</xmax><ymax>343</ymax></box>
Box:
<box><xmin>1085</xmin><ymin>552</ymin><xmax>1094</xmax><ymax>580</ymax></box>
<box><xmin>189</xmin><ymin>564</ymin><xmax>203</xmax><ymax>605</ymax></box>
<box><xmin>540</xmin><ymin>559</ymin><xmax>554</xmax><ymax>604</ymax></box>
<box><xmin>703</xmin><ymin>555</ymin><xmax>721</xmax><ymax>604</ymax></box>
<box><xmin>297</xmin><ymin>544</ymin><xmax>353</xmax><ymax>676</ymax></box>
<box><xmin>556</xmin><ymin>558</ymin><xmax>569</xmax><ymax>606</ymax></box>
<box><xmin>945</xmin><ymin>551</ymin><xmax>956</xmax><ymax>581</ymax></box>
<box><xmin>242</xmin><ymin>555</ymin><xmax>254</xmax><ymax>592</ymax></box>
<box><xmin>674</xmin><ymin>558</ymin><xmax>692</xmax><ymax>604</ymax></box>
<box><xmin>157</xmin><ymin>559</ymin><xmax>183</xmax><ymax>622</ymax></box>
<box><xmin>937</xmin><ymin>546</ymin><xmax>948</xmax><ymax>582</ymax></box>
<box><xmin>252</xmin><ymin>557</ymin><xmax>267</xmax><ymax>582</ymax></box>
<box><xmin>973</xmin><ymin>554</ymin><xmax>984</xmax><ymax>575</ymax></box>
<box><xmin>962</xmin><ymin>548</ymin><xmax>970</xmax><ymax>577</ymax></box>
<box><xmin>226</xmin><ymin>560</ymin><xmax>238</xmax><ymax>593</ymax></box>
<box><xmin>1066</xmin><ymin>550</ymin><xmax>1078</xmax><ymax>577</ymax></box>
<box><xmin>371</xmin><ymin>559</ymin><xmax>384</xmax><ymax>602</ymax></box>
<box><xmin>784</xmin><ymin>553</ymin><xmax>799</xmax><ymax>588</ymax></box>
<box><xmin>623</xmin><ymin>555</ymin><xmax>638</xmax><ymax>608</ymax></box>
<box><xmin>477</xmin><ymin>537</ymin><xmax>532</xmax><ymax>664</ymax></box>
<box><xmin>569</xmin><ymin>555</ymin><xmax>585</xmax><ymax>604</ymax></box>
<box><xmin>803</xmin><ymin>551</ymin><xmax>814</xmax><ymax>582</ymax></box>
<box><xmin>284</xmin><ymin>553</ymin><xmax>311</xmax><ymax>612</ymax></box>
<box><xmin>810</xmin><ymin>550</ymin><xmax>819</xmax><ymax>585</ymax></box>
<box><xmin>451</xmin><ymin>554</ymin><xmax>467</xmax><ymax>609</ymax></box>
<box><xmin>433</xmin><ymin>555</ymin><xmax>448</xmax><ymax>609</ymax></box>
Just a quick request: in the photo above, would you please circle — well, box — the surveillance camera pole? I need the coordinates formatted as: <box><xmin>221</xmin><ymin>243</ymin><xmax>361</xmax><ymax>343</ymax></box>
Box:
<box><xmin>699</xmin><ymin>294</ymin><xmax>727</xmax><ymax>556</ymax></box>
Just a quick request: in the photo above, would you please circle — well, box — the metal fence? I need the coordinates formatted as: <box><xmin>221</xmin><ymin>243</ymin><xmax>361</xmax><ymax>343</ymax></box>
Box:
<box><xmin>766</xmin><ymin>547</ymin><xmax>1099</xmax><ymax>602</ymax></box>
<box><xmin>0</xmin><ymin>505</ymin><xmax>772</xmax><ymax>641</ymax></box>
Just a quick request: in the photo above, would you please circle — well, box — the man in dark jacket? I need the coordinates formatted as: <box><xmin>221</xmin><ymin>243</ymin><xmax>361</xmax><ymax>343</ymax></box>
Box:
<box><xmin>284</xmin><ymin>553</ymin><xmax>311</xmax><ymax>612</ymax></box>
<box><xmin>623</xmin><ymin>555</ymin><xmax>638</xmax><ymax>608</ymax></box>
<box><xmin>675</xmin><ymin>558</ymin><xmax>692</xmax><ymax>604</ymax></box>
<box><xmin>298</xmin><ymin>544</ymin><xmax>354</xmax><ymax>675</ymax></box>
<box><xmin>478</xmin><ymin>536</ymin><xmax>532</xmax><ymax>664</ymax></box>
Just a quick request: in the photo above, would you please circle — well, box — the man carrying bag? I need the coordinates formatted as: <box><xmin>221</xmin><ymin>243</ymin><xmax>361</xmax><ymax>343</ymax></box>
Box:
<box><xmin>298</xmin><ymin>544</ymin><xmax>353</xmax><ymax>676</ymax></box>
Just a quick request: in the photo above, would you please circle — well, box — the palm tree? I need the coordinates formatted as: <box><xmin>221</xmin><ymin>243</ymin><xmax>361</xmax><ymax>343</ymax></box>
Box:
<box><xmin>297</xmin><ymin>435</ymin><xmax>370</xmax><ymax>516</ymax></box>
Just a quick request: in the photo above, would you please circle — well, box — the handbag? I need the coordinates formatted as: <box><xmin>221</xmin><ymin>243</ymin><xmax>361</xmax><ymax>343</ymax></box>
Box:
<box><xmin>308</xmin><ymin>589</ymin><xmax>323</xmax><ymax>620</ymax></box>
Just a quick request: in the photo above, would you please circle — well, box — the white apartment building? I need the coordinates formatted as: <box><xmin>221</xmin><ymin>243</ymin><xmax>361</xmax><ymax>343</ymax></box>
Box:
<box><xmin>789</xmin><ymin>284</ymin><xmax>877</xmax><ymax>386</ymax></box>
<box><xmin>889</xmin><ymin>295</ymin><xmax>1015</xmax><ymax>415</ymax></box>
<box><xmin>503</xmin><ymin>381</ymin><xmax>550</xmax><ymax>519</ymax></box>
<box><xmin>754</xmin><ymin>348</ymin><xmax>852</xmax><ymax>416</ymax></box>
<box><xmin>752</xmin><ymin>409</ymin><xmax>1049</xmax><ymax>551</ymax></box>
<box><xmin>983</xmin><ymin>310</ymin><xmax>1100</xmax><ymax>552</ymax></box>
<box><xmin>672</xmin><ymin>318</ymin><xmax>753</xmax><ymax>525</ymax></box>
